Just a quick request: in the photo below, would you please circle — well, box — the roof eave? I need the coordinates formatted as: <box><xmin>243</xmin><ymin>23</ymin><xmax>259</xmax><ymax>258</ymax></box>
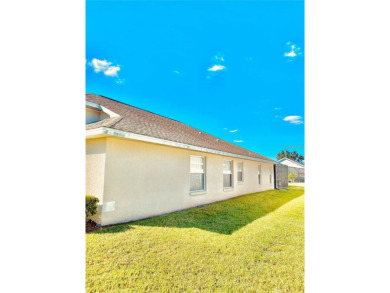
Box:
<box><xmin>278</xmin><ymin>157</ymin><xmax>304</xmax><ymax>167</ymax></box>
<box><xmin>86</xmin><ymin>127</ymin><xmax>277</xmax><ymax>164</ymax></box>
<box><xmin>86</xmin><ymin>101</ymin><xmax>102</xmax><ymax>111</ymax></box>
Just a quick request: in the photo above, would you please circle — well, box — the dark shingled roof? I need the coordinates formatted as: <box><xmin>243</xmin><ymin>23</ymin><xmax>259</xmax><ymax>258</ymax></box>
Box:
<box><xmin>86</xmin><ymin>93</ymin><xmax>275</xmax><ymax>162</ymax></box>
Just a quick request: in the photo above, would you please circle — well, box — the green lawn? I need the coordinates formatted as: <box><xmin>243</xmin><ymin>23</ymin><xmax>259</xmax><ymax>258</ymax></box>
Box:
<box><xmin>86</xmin><ymin>186</ymin><xmax>305</xmax><ymax>292</ymax></box>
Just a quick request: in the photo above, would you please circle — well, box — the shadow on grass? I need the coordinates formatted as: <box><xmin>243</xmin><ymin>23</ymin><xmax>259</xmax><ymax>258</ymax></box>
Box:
<box><xmin>131</xmin><ymin>187</ymin><xmax>304</xmax><ymax>235</ymax></box>
<box><xmin>90</xmin><ymin>187</ymin><xmax>304</xmax><ymax>235</ymax></box>
<box><xmin>94</xmin><ymin>223</ymin><xmax>134</xmax><ymax>234</ymax></box>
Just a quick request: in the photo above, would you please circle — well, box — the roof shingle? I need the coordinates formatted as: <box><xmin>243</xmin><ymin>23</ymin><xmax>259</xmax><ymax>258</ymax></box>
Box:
<box><xmin>86</xmin><ymin>94</ymin><xmax>275</xmax><ymax>162</ymax></box>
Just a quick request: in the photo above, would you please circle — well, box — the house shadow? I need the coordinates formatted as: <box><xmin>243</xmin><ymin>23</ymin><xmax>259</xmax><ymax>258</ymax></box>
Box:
<box><xmin>93</xmin><ymin>223</ymin><xmax>134</xmax><ymax>234</ymax></box>
<box><xmin>89</xmin><ymin>223</ymin><xmax>134</xmax><ymax>234</ymax></box>
<box><xmin>130</xmin><ymin>188</ymin><xmax>303</xmax><ymax>235</ymax></box>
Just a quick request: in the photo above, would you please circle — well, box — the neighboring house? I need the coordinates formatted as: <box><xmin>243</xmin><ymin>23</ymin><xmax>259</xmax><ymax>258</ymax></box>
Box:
<box><xmin>278</xmin><ymin>157</ymin><xmax>305</xmax><ymax>183</ymax></box>
<box><xmin>86</xmin><ymin>94</ymin><xmax>277</xmax><ymax>226</ymax></box>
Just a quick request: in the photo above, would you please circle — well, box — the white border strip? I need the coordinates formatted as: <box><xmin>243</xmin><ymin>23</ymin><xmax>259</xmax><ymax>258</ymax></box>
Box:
<box><xmin>86</xmin><ymin>127</ymin><xmax>277</xmax><ymax>164</ymax></box>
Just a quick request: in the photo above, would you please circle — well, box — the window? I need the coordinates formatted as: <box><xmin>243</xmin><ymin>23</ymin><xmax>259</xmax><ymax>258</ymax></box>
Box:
<box><xmin>190</xmin><ymin>156</ymin><xmax>205</xmax><ymax>192</ymax></box>
<box><xmin>223</xmin><ymin>160</ymin><xmax>233</xmax><ymax>188</ymax></box>
<box><xmin>258</xmin><ymin>165</ymin><xmax>261</xmax><ymax>184</ymax></box>
<box><xmin>237</xmin><ymin>162</ymin><xmax>243</xmax><ymax>182</ymax></box>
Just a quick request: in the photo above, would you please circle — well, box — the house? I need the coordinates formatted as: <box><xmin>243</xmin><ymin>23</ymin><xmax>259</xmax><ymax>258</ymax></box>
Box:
<box><xmin>278</xmin><ymin>157</ymin><xmax>305</xmax><ymax>183</ymax></box>
<box><xmin>86</xmin><ymin>94</ymin><xmax>278</xmax><ymax>226</ymax></box>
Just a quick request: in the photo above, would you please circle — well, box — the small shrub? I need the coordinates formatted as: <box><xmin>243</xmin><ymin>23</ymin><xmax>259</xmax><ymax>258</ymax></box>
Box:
<box><xmin>86</xmin><ymin>195</ymin><xmax>99</xmax><ymax>218</ymax></box>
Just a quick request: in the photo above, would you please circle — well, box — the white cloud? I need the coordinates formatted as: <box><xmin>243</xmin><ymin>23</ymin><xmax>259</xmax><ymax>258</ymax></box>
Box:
<box><xmin>229</xmin><ymin>129</ymin><xmax>238</xmax><ymax>133</ymax></box>
<box><xmin>274</xmin><ymin>107</ymin><xmax>282</xmax><ymax>110</ymax></box>
<box><xmin>223</xmin><ymin>128</ymin><xmax>228</xmax><ymax>131</ymax></box>
<box><xmin>285</xmin><ymin>51</ymin><xmax>297</xmax><ymax>57</ymax></box>
<box><xmin>104</xmin><ymin>66</ymin><xmax>120</xmax><ymax>77</ymax></box>
<box><xmin>234</xmin><ymin>140</ymin><xmax>244</xmax><ymax>143</ymax></box>
<box><xmin>208</xmin><ymin>65</ymin><xmax>226</xmax><ymax>72</ymax></box>
<box><xmin>173</xmin><ymin>70</ymin><xmax>180</xmax><ymax>74</ymax></box>
<box><xmin>89</xmin><ymin>58</ymin><xmax>120</xmax><ymax>77</ymax></box>
<box><xmin>283</xmin><ymin>115</ymin><xmax>303</xmax><ymax>125</ymax></box>
<box><xmin>115</xmin><ymin>78</ymin><xmax>125</xmax><ymax>84</ymax></box>
<box><xmin>284</xmin><ymin>43</ymin><xmax>302</xmax><ymax>59</ymax></box>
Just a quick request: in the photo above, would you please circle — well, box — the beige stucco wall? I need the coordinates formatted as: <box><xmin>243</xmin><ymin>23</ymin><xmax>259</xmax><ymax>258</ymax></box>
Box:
<box><xmin>86</xmin><ymin>138</ymin><xmax>107</xmax><ymax>224</ymax></box>
<box><xmin>90</xmin><ymin>136</ymin><xmax>274</xmax><ymax>226</ymax></box>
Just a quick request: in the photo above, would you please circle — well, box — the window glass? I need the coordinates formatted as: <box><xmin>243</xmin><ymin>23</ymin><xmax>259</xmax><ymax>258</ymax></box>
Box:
<box><xmin>190</xmin><ymin>156</ymin><xmax>205</xmax><ymax>191</ymax></box>
<box><xmin>237</xmin><ymin>162</ymin><xmax>243</xmax><ymax>182</ymax></box>
<box><xmin>223</xmin><ymin>160</ymin><xmax>233</xmax><ymax>188</ymax></box>
<box><xmin>190</xmin><ymin>173</ymin><xmax>204</xmax><ymax>191</ymax></box>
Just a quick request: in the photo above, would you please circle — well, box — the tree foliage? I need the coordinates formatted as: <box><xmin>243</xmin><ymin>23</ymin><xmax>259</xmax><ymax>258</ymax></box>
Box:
<box><xmin>289</xmin><ymin>172</ymin><xmax>295</xmax><ymax>180</ymax></box>
<box><xmin>277</xmin><ymin>150</ymin><xmax>304</xmax><ymax>163</ymax></box>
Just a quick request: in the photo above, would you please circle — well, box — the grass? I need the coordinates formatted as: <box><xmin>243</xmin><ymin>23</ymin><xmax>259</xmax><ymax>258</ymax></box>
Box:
<box><xmin>86</xmin><ymin>186</ymin><xmax>305</xmax><ymax>292</ymax></box>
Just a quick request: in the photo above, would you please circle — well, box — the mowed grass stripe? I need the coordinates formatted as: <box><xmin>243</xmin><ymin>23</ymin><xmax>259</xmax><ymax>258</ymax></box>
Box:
<box><xmin>86</xmin><ymin>186</ymin><xmax>305</xmax><ymax>292</ymax></box>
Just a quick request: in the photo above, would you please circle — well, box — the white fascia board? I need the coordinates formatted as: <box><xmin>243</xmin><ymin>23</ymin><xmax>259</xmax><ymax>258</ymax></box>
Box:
<box><xmin>100</xmin><ymin>105</ymin><xmax>120</xmax><ymax>118</ymax></box>
<box><xmin>278</xmin><ymin>157</ymin><xmax>304</xmax><ymax>167</ymax></box>
<box><xmin>86</xmin><ymin>101</ymin><xmax>120</xmax><ymax>118</ymax></box>
<box><xmin>86</xmin><ymin>127</ymin><xmax>277</xmax><ymax>164</ymax></box>
<box><xmin>86</xmin><ymin>101</ymin><xmax>102</xmax><ymax>111</ymax></box>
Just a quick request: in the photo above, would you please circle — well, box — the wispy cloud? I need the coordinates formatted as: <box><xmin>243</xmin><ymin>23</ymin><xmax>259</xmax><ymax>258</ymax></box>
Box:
<box><xmin>214</xmin><ymin>54</ymin><xmax>224</xmax><ymax>62</ymax></box>
<box><xmin>223</xmin><ymin>128</ymin><xmax>228</xmax><ymax>131</ymax></box>
<box><xmin>172</xmin><ymin>70</ymin><xmax>181</xmax><ymax>75</ymax></box>
<box><xmin>208</xmin><ymin>65</ymin><xmax>226</xmax><ymax>72</ymax></box>
<box><xmin>284</xmin><ymin>42</ymin><xmax>302</xmax><ymax>60</ymax></box>
<box><xmin>234</xmin><ymin>140</ymin><xmax>244</xmax><ymax>143</ymax></box>
<box><xmin>274</xmin><ymin>107</ymin><xmax>282</xmax><ymax>110</ymax></box>
<box><xmin>283</xmin><ymin>115</ymin><xmax>303</xmax><ymax>125</ymax></box>
<box><xmin>115</xmin><ymin>78</ymin><xmax>125</xmax><ymax>84</ymax></box>
<box><xmin>207</xmin><ymin>53</ymin><xmax>226</xmax><ymax>78</ymax></box>
<box><xmin>229</xmin><ymin>129</ymin><xmax>238</xmax><ymax>133</ymax></box>
<box><xmin>89</xmin><ymin>58</ymin><xmax>120</xmax><ymax>77</ymax></box>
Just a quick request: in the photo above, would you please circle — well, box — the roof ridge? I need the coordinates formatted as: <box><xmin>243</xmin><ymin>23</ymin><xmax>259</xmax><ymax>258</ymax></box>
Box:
<box><xmin>87</xmin><ymin>93</ymin><xmax>228</xmax><ymax>142</ymax></box>
<box><xmin>87</xmin><ymin>93</ymin><xmax>186</xmax><ymax>125</ymax></box>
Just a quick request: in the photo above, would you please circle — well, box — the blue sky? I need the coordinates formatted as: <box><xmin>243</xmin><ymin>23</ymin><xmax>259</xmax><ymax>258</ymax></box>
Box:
<box><xmin>86</xmin><ymin>0</ymin><xmax>304</xmax><ymax>160</ymax></box>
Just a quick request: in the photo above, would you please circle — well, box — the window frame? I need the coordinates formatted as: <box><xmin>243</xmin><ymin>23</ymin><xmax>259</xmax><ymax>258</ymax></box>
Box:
<box><xmin>190</xmin><ymin>155</ymin><xmax>206</xmax><ymax>193</ymax></box>
<box><xmin>258</xmin><ymin>165</ymin><xmax>261</xmax><ymax>185</ymax></box>
<box><xmin>237</xmin><ymin>161</ymin><xmax>244</xmax><ymax>182</ymax></box>
<box><xmin>223</xmin><ymin>160</ymin><xmax>234</xmax><ymax>189</ymax></box>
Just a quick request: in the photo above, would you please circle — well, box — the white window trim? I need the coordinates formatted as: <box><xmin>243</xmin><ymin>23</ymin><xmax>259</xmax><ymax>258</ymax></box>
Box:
<box><xmin>190</xmin><ymin>155</ymin><xmax>206</xmax><ymax>193</ymax></box>
<box><xmin>223</xmin><ymin>160</ymin><xmax>234</xmax><ymax>189</ymax></box>
<box><xmin>237</xmin><ymin>161</ymin><xmax>244</xmax><ymax>183</ymax></box>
